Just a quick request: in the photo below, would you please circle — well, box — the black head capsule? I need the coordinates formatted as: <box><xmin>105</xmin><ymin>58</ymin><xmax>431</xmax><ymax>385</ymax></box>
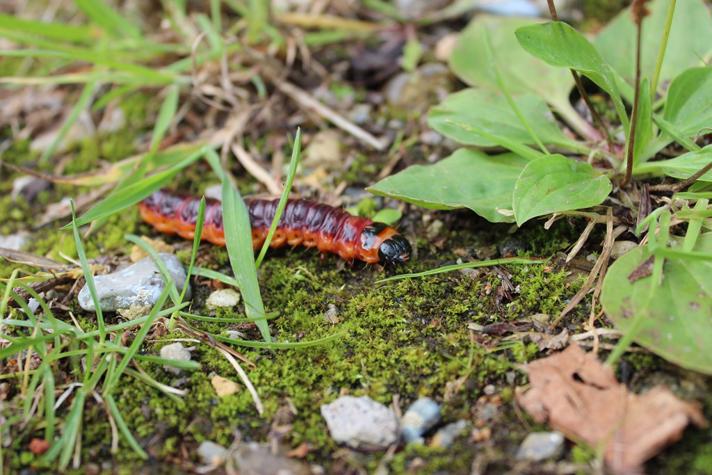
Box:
<box><xmin>378</xmin><ymin>234</ymin><xmax>412</xmax><ymax>266</ymax></box>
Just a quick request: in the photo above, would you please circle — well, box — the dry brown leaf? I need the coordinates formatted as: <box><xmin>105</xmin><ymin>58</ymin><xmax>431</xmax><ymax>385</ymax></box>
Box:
<box><xmin>517</xmin><ymin>345</ymin><xmax>706</xmax><ymax>474</ymax></box>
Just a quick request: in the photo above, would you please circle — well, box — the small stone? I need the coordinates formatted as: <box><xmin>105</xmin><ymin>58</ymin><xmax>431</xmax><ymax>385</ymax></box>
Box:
<box><xmin>211</xmin><ymin>375</ymin><xmax>240</xmax><ymax>397</ymax></box>
<box><xmin>430</xmin><ymin>420</ymin><xmax>469</xmax><ymax>448</ymax></box>
<box><xmin>401</xmin><ymin>397</ymin><xmax>441</xmax><ymax>444</ymax></box>
<box><xmin>348</xmin><ymin>104</ymin><xmax>372</xmax><ymax>125</ymax></box>
<box><xmin>28</xmin><ymin>438</ymin><xmax>50</xmax><ymax>455</ymax></box>
<box><xmin>435</xmin><ymin>33</ymin><xmax>459</xmax><ymax>62</ymax></box>
<box><xmin>471</xmin><ymin>426</ymin><xmax>492</xmax><ymax>443</ymax></box>
<box><xmin>516</xmin><ymin>432</ymin><xmax>565</xmax><ymax>462</ymax></box>
<box><xmin>160</xmin><ymin>342</ymin><xmax>192</xmax><ymax>374</ymax></box>
<box><xmin>232</xmin><ymin>442</ymin><xmax>311</xmax><ymax>475</ymax></box>
<box><xmin>483</xmin><ymin>384</ymin><xmax>496</xmax><ymax>396</ymax></box>
<box><xmin>77</xmin><ymin>253</ymin><xmax>188</xmax><ymax>312</ymax></box>
<box><xmin>611</xmin><ymin>240</ymin><xmax>638</xmax><ymax>260</ymax></box>
<box><xmin>323</xmin><ymin>304</ymin><xmax>340</xmax><ymax>324</ymax></box>
<box><xmin>206</xmin><ymin>288</ymin><xmax>241</xmax><ymax>309</ymax></box>
<box><xmin>420</xmin><ymin>130</ymin><xmax>443</xmax><ymax>146</ymax></box>
<box><xmin>0</xmin><ymin>232</ymin><xmax>29</xmax><ymax>251</ymax></box>
<box><xmin>197</xmin><ymin>441</ymin><xmax>228</xmax><ymax>466</ymax></box>
<box><xmin>321</xmin><ymin>396</ymin><xmax>399</xmax><ymax>450</ymax></box>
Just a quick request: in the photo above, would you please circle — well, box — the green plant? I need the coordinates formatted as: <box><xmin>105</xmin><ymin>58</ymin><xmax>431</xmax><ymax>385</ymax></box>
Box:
<box><xmin>369</xmin><ymin>0</ymin><xmax>712</xmax><ymax>373</ymax></box>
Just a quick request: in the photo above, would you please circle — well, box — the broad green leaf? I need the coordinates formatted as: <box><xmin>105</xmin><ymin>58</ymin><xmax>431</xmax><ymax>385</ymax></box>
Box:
<box><xmin>594</xmin><ymin>0</ymin><xmax>712</xmax><ymax>88</ymax></box>
<box><xmin>663</xmin><ymin>67</ymin><xmax>712</xmax><ymax>139</ymax></box>
<box><xmin>512</xmin><ymin>155</ymin><xmax>612</xmax><ymax>225</ymax></box>
<box><xmin>368</xmin><ymin>149</ymin><xmax>527</xmax><ymax>223</ymax></box>
<box><xmin>448</xmin><ymin>16</ymin><xmax>584</xmax><ymax>134</ymax></box>
<box><xmin>634</xmin><ymin>145</ymin><xmax>712</xmax><ymax>181</ymax></box>
<box><xmin>601</xmin><ymin>234</ymin><xmax>712</xmax><ymax>374</ymax></box>
<box><xmin>515</xmin><ymin>21</ymin><xmax>629</xmax><ymax>132</ymax></box>
<box><xmin>428</xmin><ymin>89</ymin><xmax>584</xmax><ymax>152</ymax></box>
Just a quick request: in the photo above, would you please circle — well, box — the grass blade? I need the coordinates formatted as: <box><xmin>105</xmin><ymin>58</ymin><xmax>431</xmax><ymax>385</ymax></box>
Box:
<box><xmin>221</xmin><ymin>180</ymin><xmax>272</xmax><ymax>341</ymax></box>
<box><xmin>106</xmin><ymin>286</ymin><xmax>171</xmax><ymax>391</ymax></box>
<box><xmin>105</xmin><ymin>394</ymin><xmax>148</xmax><ymax>459</ymax></box>
<box><xmin>149</xmin><ymin>85</ymin><xmax>180</xmax><ymax>155</ymax></box>
<box><xmin>39</xmin><ymin>80</ymin><xmax>96</xmax><ymax>166</ymax></box>
<box><xmin>74</xmin><ymin>0</ymin><xmax>141</xmax><ymax>39</ymax></box>
<box><xmin>70</xmin><ymin>201</ymin><xmax>105</xmax><ymax>345</ymax></box>
<box><xmin>72</xmin><ymin>146</ymin><xmax>206</xmax><ymax>226</ymax></box>
<box><xmin>0</xmin><ymin>13</ymin><xmax>95</xmax><ymax>43</ymax></box>
<box><xmin>255</xmin><ymin>128</ymin><xmax>302</xmax><ymax>267</ymax></box>
<box><xmin>377</xmin><ymin>257</ymin><xmax>543</xmax><ymax>283</ymax></box>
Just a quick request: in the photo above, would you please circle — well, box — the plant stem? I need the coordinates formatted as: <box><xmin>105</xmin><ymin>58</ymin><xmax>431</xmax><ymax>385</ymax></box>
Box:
<box><xmin>651</xmin><ymin>0</ymin><xmax>676</xmax><ymax>97</ymax></box>
<box><xmin>547</xmin><ymin>0</ymin><xmax>614</xmax><ymax>150</ymax></box>
<box><xmin>622</xmin><ymin>19</ymin><xmax>644</xmax><ymax>188</ymax></box>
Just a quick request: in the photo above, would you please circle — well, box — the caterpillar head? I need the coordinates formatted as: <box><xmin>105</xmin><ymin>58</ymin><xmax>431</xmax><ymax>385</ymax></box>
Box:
<box><xmin>377</xmin><ymin>234</ymin><xmax>412</xmax><ymax>266</ymax></box>
<box><xmin>361</xmin><ymin>223</ymin><xmax>411</xmax><ymax>266</ymax></box>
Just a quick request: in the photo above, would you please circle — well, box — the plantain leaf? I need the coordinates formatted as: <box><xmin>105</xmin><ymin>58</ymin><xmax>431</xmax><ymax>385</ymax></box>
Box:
<box><xmin>512</xmin><ymin>155</ymin><xmax>612</xmax><ymax>225</ymax></box>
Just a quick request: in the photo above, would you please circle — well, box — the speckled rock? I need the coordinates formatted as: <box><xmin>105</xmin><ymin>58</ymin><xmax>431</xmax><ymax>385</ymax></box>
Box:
<box><xmin>516</xmin><ymin>432</ymin><xmax>565</xmax><ymax>461</ymax></box>
<box><xmin>321</xmin><ymin>396</ymin><xmax>399</xmax><ymax>450</ymax></box>
<box><xmin>401</xmin><ymin>397</ymin><xmax>441</xmax><ymax>443</ymax></box>
<box><xmin>77</xmin><ymin>253</ymin><xmax>188</xmax><ymax>312</ymax></box>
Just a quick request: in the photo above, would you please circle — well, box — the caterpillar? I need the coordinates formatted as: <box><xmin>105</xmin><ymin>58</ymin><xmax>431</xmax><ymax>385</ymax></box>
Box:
<box><xmin>138</xmin><ymin>189</ymin><xmax>412</xmax><ymax>265</ymax></box>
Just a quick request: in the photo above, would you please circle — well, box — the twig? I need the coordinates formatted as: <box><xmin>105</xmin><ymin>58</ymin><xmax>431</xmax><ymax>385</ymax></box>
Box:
<box><xmin>546</xmin><ymin>0</ymin><xmax>614</xmax><ymax>150</ymax></box>
<box><xmin>566</xmin><ymin>219</ymin><xmax>596</xmax><ymax>263</ymax></box>
<box><xmin>553</xmin><ymin>211</ymin><xmax>623</xmax><ymax>326</ymax></box>
<box><xmin>649</xmin><ymin>160</ymin><xmax>712</xmax><ymax>193</ymax></box>
<box><xmin>218</xmin><ymin>347</ymin><xmax>264</xmax><ymax>416</ymax></box>
<box><xmin>268</xmin><ymin>76</ymin><xmax>388</xmax><ymax>151</ymax></box>
<box><xmin>231</xmin><ymin>143</ymin><xmax>282</xmax><ymax>195</ymax></box>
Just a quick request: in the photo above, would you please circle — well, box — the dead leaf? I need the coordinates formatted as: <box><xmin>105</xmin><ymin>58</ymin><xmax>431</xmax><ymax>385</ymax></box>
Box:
<box><xmin>0</xmin><ymin>247</ymin><xmax>70</xmax><ymax>271</ymax></box>
<box><xmin>517</xmin><ymin>345</ymin><xmax>706</xmax><ymax>474</ymax></box>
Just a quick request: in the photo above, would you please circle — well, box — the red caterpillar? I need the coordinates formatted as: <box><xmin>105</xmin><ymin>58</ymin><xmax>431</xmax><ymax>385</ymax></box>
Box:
<box><xmin>138</xmin><ymin>189</ymin><xmax>411</xmax><ymax>265</ymax></box>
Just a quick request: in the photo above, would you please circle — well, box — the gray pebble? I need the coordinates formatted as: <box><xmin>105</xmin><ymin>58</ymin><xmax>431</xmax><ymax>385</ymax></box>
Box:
<box><xmin>77</xmin><ymin>253</ymin><xmax>188</xmax><ymax>312</ymax></box>
<box><xmin>321</xmin><ymin>396</ymin><xmax>399</xmax><ymax>450</ymax></box>
<box><xmin>197</xmin><ymin>441</ymin><xmax>228</xmax><ymax>466</ymax></box>
<box><xmin>160</xmin><ymin>342</ymin><xmax>192</xmax><ymax>375</ymax></box>
<box><xmin>401</xmin><ymin>397</ymin><xmax>441</xmax><ymax>444</ymax></box>
<box><xmin>430</xmin><ymin>420</ymin><xmax>469</xmax><ymax>448</ymax></box>
<box><xmin>516</xmin><ymin>432</ymin><xmax>565</xmax><ymax>461</ymax></box>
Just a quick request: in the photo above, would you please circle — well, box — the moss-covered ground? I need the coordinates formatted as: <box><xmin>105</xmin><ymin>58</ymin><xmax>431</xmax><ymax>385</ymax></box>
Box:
<box><xmin>2</xmin><ymin>126</ymin><xmax>710</xmax><ymax>473</ymax></box>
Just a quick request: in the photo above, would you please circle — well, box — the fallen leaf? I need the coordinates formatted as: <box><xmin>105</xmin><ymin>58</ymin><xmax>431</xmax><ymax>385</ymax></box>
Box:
<box><xmin>517</xmin><ymin>345</ymin><xmax>706</xmax><ymax>474</ymax></box>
